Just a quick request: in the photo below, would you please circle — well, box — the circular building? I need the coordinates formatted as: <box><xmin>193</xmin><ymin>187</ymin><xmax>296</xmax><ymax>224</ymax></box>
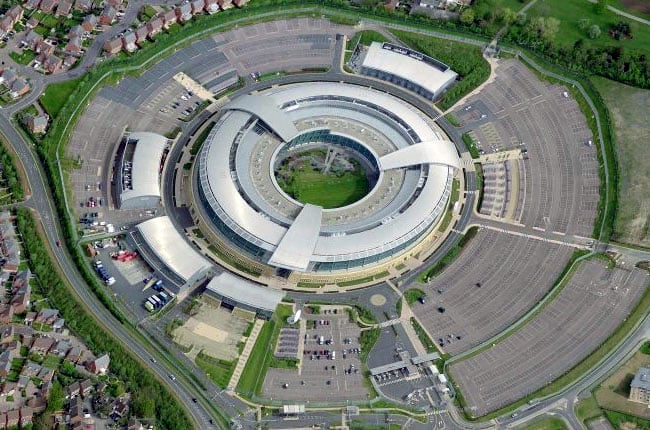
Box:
<box><xmin>193</xmin><ymin>82</ymin><xmax>460</xmax><ymax>275</ymax></box>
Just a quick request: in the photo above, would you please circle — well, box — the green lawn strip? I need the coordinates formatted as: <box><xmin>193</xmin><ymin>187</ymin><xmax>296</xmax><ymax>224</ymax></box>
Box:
<box><xmin>641</xmin><ymin>341</ymin><xmax>650</xmax><ymax>355</ymax></box>
<box><xmin>40</xmin><ymin>77</ymin><xmax>84</xmax><ymax>118</ymax></box>
<box><xmin>419</xmin><ymin>226</ymin><xmax>478</xmax><ymax>282</ymax></box>
<box><xmin>194</xmin><ymin>350</ymin><xmax>236</xmax><ymax>389</ymax></box>
<box><xmin>9</xmin><ymin>50</ymin><xmax>36</xmax><ymax>66</ymax></box>
<box><xmin>575</xmin><ymin>395</ymin><xmax>604</xmax><ymax>424</ymax></box>
<box><xmin>444</xmin><ymin>113</ymin><xmax>462</xmax><ymax>127</ymax></box>
<box><xmin>604</xmin><ymin>409</ymin><xmax>650</xmax><ymax>430</ymax></box>
<box><xmin>189</xmin><ymin>121</ymin><xmax>215</xmax><ymax>156</ymax></box>
<box><xmin>236</xmin><ymin>304</ymin><xmax>293</xmax><ymax>397</ymax></box>
<box><xmin>410</xmin><ymin>317</ymin><xmax>437</xmax><ymax>353</ymax></box>
<box><xmin>453</xmin><ymin>274</ymin><xmax>650</xmax><ymax>421</ymax></box>
<box><xmin>390</xmin><ymin>29</ymin><xmax>491</xmax><ymax>111</ymax></box>
<box><xmin>462</xmin><ymin>132</ymin><xmax>480</xmax><ymax>159</ymax></box>
<box><xmin>403</xmin><ymin>288</ymin><xmax>426</xmax><ymax>305</ymax></box>
<box><xmin>520</xmin><ymin>416</ymin><xmax>569</xmax><ymax>430</ymax></box>
<box><xmin>15</xmin><ymin>208</ymin><xmax>194</xmax><ymax>429</ymax></box>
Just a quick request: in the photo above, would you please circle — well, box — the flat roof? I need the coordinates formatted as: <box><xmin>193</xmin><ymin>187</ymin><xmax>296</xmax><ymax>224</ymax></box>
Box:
<box><xmin>226</xmin><ymin>94</ymin><xmax>300</xmax><ymax>142</ymax></box>
<box><xmin>205</xmin><ymin>272</ymin><xmax>284</xmax><ymax>313</ymax></box>
<box><xmin>379</xmin><ymin>140</ymin><xmax>460</xmax><ymax>171</ymax></box>
<box><xmin>136</xmin><ymin>216</ymin><xmax>212</xmax><ymax>282</ymax></box>
<box><xmin>362</xmin><ymin>42</ymin><xmax>457</xmax><ymax>95</ymax></box>
<box><xmin>268</xmin><ymin>204</ymin><xmax>323</xmax><ymax>271</ymax></box>
<box><xmin>120</xmin><ymin>132</ymin><xmax>167</xmax><ymax>204</ymax></box>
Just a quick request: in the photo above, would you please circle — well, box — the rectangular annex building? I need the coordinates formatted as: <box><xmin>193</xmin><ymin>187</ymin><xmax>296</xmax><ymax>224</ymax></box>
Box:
<box><xmin>360</xmin><ymin>42</ymin><xmax>457</xmax><ymax>101</ymax></box>
<box><xmin>204</xmin><ymin>272</ymin><xmax>284</xmax><ymax>319</ymax></box>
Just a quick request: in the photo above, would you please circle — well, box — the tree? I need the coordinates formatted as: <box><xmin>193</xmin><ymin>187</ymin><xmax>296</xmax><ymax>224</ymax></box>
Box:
<box><xmin>578</xmin><ymin>18</ymin><xmax>591</xmax><ymax>30</ymax></box>
<box><xmin>594</xmin><ymin>0</ymin><xmax>607</xmax><ymax>14</ymax></box>
<box><xmin>501</xmin><ymin>8</ymin><xmax>517</xmax><ymax>25</ymax></box>
<box><xmin>46</xmin><ymin>380</ymin><xmax>65</xmax><ymax>412</ymax></box>
<box><xmin>132</xmin><ymin>389</ymin><xmax>156</xmax><ymax>418</ymax></box>
<box><xmin>543</xmin><ymin>17</ymin><xmax>561</xmax><ymax>40</ymax></box>
<box><xmin>460</xmin><ymin>8</ymin><xmax>475</xmax><ymax>25</ymax></box>
<box><xmin>589</xmin><ymin>24</ymin><xmax>602</xmax><ymax>39</ymax></box>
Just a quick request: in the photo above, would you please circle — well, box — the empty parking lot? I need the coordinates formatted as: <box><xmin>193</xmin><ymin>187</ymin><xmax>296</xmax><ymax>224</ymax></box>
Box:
<box><xmin>449</xmin><ymin>259</ymin><xmax>648</xmax><ymax>417</ymax></box>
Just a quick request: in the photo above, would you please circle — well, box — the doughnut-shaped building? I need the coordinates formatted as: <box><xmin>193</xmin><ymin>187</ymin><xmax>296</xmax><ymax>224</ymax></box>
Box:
<box><xmin>194</xmin><ymin>82</ymin><xmax>460</xmax><ymax>274</ymax></box>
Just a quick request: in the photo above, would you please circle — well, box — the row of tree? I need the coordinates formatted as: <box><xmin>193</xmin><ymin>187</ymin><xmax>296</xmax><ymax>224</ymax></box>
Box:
<box><xmin>0</xmin><ymin>143</ymin><xmax>24</xmax><ymax>203</ymax></box>
<box><xmin>15</xmin><ymin>208</ymin><xmax>193</xmax><ymax>429</ymax></box>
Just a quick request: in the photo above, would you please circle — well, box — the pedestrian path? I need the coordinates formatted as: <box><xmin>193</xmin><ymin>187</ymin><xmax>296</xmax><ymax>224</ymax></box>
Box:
<box><xmin>227</xmin><ymin>318</ymin><xmax>264</xmax><ymax>390</ymax></box>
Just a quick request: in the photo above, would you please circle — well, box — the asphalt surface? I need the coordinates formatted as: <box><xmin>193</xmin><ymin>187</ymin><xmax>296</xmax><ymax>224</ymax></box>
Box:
<box><xmin>0</xmin><ymin>8</ymin><xmax>647</xmax><ymax>429</ymax></box>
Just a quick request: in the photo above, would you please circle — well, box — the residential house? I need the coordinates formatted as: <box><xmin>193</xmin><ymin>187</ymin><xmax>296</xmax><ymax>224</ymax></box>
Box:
<box><xmin>39</xmin><ymin>0</ymin><xmax>59</xmax><ymax>13</ymax></box>
<box><xmin>79</xmin><ymin>379</ymin><xmax>92</xmax><ymax>397</ymax></box>
<box><xmin>218</xmin><ymin>0</ymin><xmax>233</xmax><ymax>10</ymax></box>
<box><xmin>26</xmin><ymin>17</ymin><xmax>39</xmax><ymax>29</ymax></box>
<box><xmin>35</xmin><ymin>40</ymin><xmax>55</xmax><ymax>56</ymax></box>
<box><xmin>103</xmin><ymin>37</ymin><xmax>122</xmax><ymax>55</ymax></box>
<box><xmin>30</xmin><ymin>336</ymin><xmax>54</xmax><ymax>354</ymax></box>
<box><xmin>42</xmin><ymin>55</ymin><xmax>62</xmax><ymax>74</ymax></box>
<box><xmin>24</xmin><ymin>312</ymin><xmax>36</xmax><ymax>326</ymax></box>
<box><xmin>86</xmin><ymin>353</ymin><xmax>109</xmax><ymax>375</ymax></box>
<box><xmin>1</xmin><ymin>382</ymin><xmax>16</xmax><ymax>397</ymax></box>
<box><xmin>67</xmin><ymin>24</ymin><xmax>84</xmax><ymax>40</ymax></box>
<box><xmin>17</xmin><ymin>375</ymin><xmax>29</xmax><ymax>389</ymax></box>
<box><xmin>37</xmin><ymin>367</ymin><xmax>54</xmax><ymax>383</ymax></box>
<box><xmin>110</xmin><ymin>398</ymin><xmax>128</xmax><ymax>420</ymax></box>
<box><xmin>66</xmin><ymin>383</ymin><xmax>80</xmax><ymax>399</ymax></box>
<box><xmin>25</xmin><ymin>0</ymin><xmax>41</xmax><ymax>9</ymax></box>
<box><xmin>0</xmin><ymin>69</ymin><xmax>16</xmax><ymax>85</ymax></box>
<box><xmin>26</xmin><ymin>395</ymin><xmax>46</xmax><ymax>413</ymax></box>
<box><xmin>0</xmin><ymin>16</ymin><xmax>14</xmax><ymax>34</ymax></box>
<box><xmin>233</xmin><ymin>0</ymin><xmax>249</xmax><ymax>6</ymax></box>
<box><xmin>56</xmin><ymin>0</ymin><xmax>72</xmax><ymax>16</ymax></box>
<box><xmin>0</xmin><ymin>326</ymin><xmax>13</xmax><ymax>344</ymax></box>
<box><xmin>190</xmin><ymin>0</ymin><xmax>204</xmax><ymax>15</ymax></box>
<box><xmin>146</xmin><ymin>16</ymin><xmax>163</xmax><ymax>37</ymax></box>
<box><xmin>21</xmin><ymin>30</ymin><xmax>43</xmax><ymax>51</ymax></box>
<box><xmin>63</xmin><ymin>55</ymin><xmax>76</xmax><ymax>68</ymax></box>
<box><xmin>51</xmin><ymin>339</ymin><xmax>71</xmax><ymax>356</ymax></box>
<box><xmin>175</xmin><ymin>2</ymin><xmax>192</xmax><ymax>22</ymax></box>
<box><xmin>0</xmin><ymin>305</ymin><xmax>13</xmax><ymax>324</ymax></box>
<box><xmin>65</xmin><ymin>346</ymin><xmax>83</xmax><ymax>363</ymax></box>
<box><xmin>6</xmin><ymin>409</ymin><xmax>19</xmax><ymax>428</ymax></box>
<box><xmin>65</xmin><ymin>36</ymin><xmax>82</xmax><ymax>55</ymax></box>
<box><xmin>2</xmin><ymin>254</ymin><xmax>19</xmax><ymax>273</ymax></box>
<box><xmin>36</xmin><ymin>308</ymin><xmax>59</xmax><ymax>325</ymax></box>
<box><xmin>73</xmin><ymin>0</ymin><xmax>92</xmax><ymax>12</ymax></box>
<box><xmin>69</xmin><ymin>396</ymin><xmax>83</xmax><ymax>426</ymax></box>
<box><xmin>21</xmin><ymin>361</ymin><xmax>41</xmax><ymax>377</ymax></box>
<box><xmin>205</xmin><ymin>0</ymin><xmax>219</xmax><ymax>13</ymax></box>
<box><xmin>128</xmin><ymin>419</ymin><xmax>146</xmax><ymax>430</ymax></box>
<box><xmin>19</xmin><ymin>407</ymin><xmax>33</xmax><ymax>427</ymax></box>
<box><xmin>52</xmin><ymin>318</ymin><xmax>65</xmax><ymax>332</ymax></box>
<box><xmin>134</xmin><ymin>25</ymin><xmax>148</xmax><ymax>46</ymax></box>
<box><xmin>7</xmin><ymin>5</ymin><xmax>24</xmax><ymax>22</ymax></box>
<box><xmin>121</xmin><ymin>30</ymin><xmax>136</xmax><ymax>52</ymax></box>
<box><xmin>106</xmin><ymin>0</ymin><xmax>121</xmax><ymax>7</ymax></box>
<box><xmin>99</xmin><ymin>5</ymin><xmax>116</xmax><ymax>25</ymax></box>
<box><xmin>0</xmin><ymin>349</ymin><xmax>14</xmax><ymax>377</ymax></box>
<box><xmin>161</xmin><ymin>9</ymin><xmax>177</xmax><ymax>28</ymax></box>
<box><xmin>81</xmin><ymin>14</ymin><xmax>97</xmax><ymax>32</ymax></box>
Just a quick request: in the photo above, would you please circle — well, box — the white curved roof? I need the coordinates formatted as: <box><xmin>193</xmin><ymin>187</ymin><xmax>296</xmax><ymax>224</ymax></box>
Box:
<box><xmin>269</xmin><ymin>204</ymin><xmax>323</xmax><ymax>271</ymax></box>
<box><xmin>226</xmin><ymin>94</ymin><xmax>300</xmax><ymax>142</ymax></box>
<box><xmin>206</xmin><ymin>272</ymin><xmax>284</xmax><ymax>313</ymax></box>
<box><xmin>199</xmin><ymin>83</ymin><xmax>460</xmax><ymax>268</ymax></box>
<box><xmin>121</xmin><ymin>132</ymin><xmax>167</xmax><ymax>204</ymax></box>
<box><xmin>362</xmin><ymin>42</ymin><xmax>458</xmax><ymax>96</ymax></box>
<box><xmin>136</xmin><ymin>216</ymin><xmax>212</xmax><ymax>282</ymax></box>
<box><xmin>379</xmin><ymin>141</ymin><xmax>460</xmax><ymax>171</ymax></box>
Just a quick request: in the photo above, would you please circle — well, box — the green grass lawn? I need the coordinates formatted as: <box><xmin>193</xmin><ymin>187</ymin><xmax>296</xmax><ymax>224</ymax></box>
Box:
<box><xmin>525</xmin><ymin>0</ymin><xmax>650</xmax><ymax>57</ymax></box>
<box><xmin>9</xmin><ymin>50</ymin><xmax>36</xmax><ymax>66</ymax></box>
<box><xmin>277</xmin><ymin>160</ymin><xmax>369</xmax><ymax>209</ymax></box>
<box><xmin>40</xmin><ymin>78</ymin><xmax>83</xmax><ymax>118</ymax></box>
<box><xmin>404</xmin><ymin>288</ymin><xmax>426</xmax><ymax>305</ymax></box>
<box><xmin>575</xmin><ymin>395</ymin><xmax>603</xmax><ymax>424</ymax></box>
<box><xmin>194</xmin><ymin>351</ymin><xmax>235</xmax><ymax>389</ymax></box>
<box><xmin>348</xmin><ymin>30</ymin><xmax>390</xmax><ymax>50</ymax></box>
<box><xmin>519</xmin><ymin>416</ymin><xmax>568</xmax><ymax>430</ymax></box>
<box><xmin>42</xmin><ymin>355</ymin><xmax>61</xmax><ymax>370</ymax></box>
<box><xmin>591</xmin><ymin>77</ymin><xmax>650</xmax><ymax>248</ymax></box>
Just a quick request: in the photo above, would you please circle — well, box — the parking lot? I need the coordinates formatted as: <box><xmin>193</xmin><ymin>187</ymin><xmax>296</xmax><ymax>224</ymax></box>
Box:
<box><xmin>449</xmin><ymin>259</ymin><xmax>649</xmax><ymax>417</ymax></box>
<box><xmin>412</xmin><ymin>228</ymin><xmax>574</xmax><ymax>355</ymax></box>
<box><xmin>262</xmin><ymin>310</ymin><xmax>369</xmax><ymax>402</ymax></box>
<box><xmin>456</xmin><ymin>60</ymin><xmax>599</xmax><ymax>237</ymax></box>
